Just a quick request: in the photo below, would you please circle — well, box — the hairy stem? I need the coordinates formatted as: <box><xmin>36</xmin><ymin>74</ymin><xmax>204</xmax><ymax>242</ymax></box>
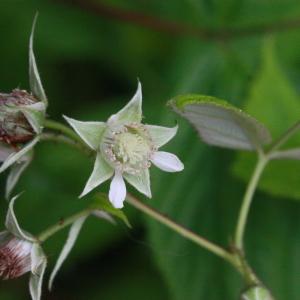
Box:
<box><xmin>235</xmin><ymin>154</ymin><xmax>268</xmax><ymax>249</ymax></box>
<box><xmin>126</xmin><ymin>193</ymin><xmax>237</xmax><ymax>267</ymax></box>
<box><xmin>38</xmin><ymin>209</ymin><xmax>91</xmax><ymax>242</ymax></box>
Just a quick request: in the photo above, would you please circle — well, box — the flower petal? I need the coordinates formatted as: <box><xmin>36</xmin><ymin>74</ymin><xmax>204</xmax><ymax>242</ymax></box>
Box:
<box><xmin>0</xmin><ymin>136</ymin><xmax>39</xmax><ymax>173</ymax></box>
<box><xmin>29</xmin><ymin>14</ymin><xmax>48</xmax><ymax>105</ymax></box>
<box><xmin>123</xmin><ymin>169</ymin><xmax>151</xmax><ymax>198</ymax></box>
<box><xmin>80</xmin><ymin>153</ymin><xmax>114</xmax><ymax>198</ymax></box>
<box><xmin>151</xmin><ymin>151</ymin><xmax>184</xmax><ymax>172</ymax></box>
<box><xmin>6</xmin><ymin>151</ymin><xmax>33</xmax><ymax>199</ymax></box>
<box><xmin>48</xmin><ymin>216</ymin><xmax>87</xmax><ymax>291</ymax></box>
<box><xmin>108</xmin><ymin>81</ymin><xmax>142</xmax><ymax>125</ymax></box>
<box><xmin>5</xmin><ymin>194</ymin><xmax>35</xmax><ymax>242</ymax></box>
<box><xmin>145</xmin><ymin>124</ymin><xmax>178</xmax><ymax>148</ymax></box>
<box><xmin>64</xmin><ymin>115</ymin><xmax>106</xmax><ymax>150</ymax></box>
<box><xmin>30</xmin><ymin>244</ymin><xmax>47</xmax><ymax>300</ymax></box>
<box><xmin>109</xmin><ymin>172</ymin><xmax>127</xmax><ymax>208</ymax></box>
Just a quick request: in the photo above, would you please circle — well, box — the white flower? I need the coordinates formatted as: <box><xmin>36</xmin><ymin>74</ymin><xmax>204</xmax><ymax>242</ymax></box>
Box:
<box><xmin>64</xmin><ymin>82</ymin><xmax>184</xmax><ymax>208</ymax></box>
<box><xmin>0</xmin><ymin>195</ymin><xmax>47</xmax><ymax>300</ymax></box>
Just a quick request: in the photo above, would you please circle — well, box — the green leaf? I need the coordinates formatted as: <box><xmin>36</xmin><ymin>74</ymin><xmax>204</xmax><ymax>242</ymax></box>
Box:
<box><xmin>91</xmin><ymin>193</ymin><xmax>131</xmax><ymax>228</ymax></box>
<box><xmin>169</xmin><ymin>95</ymin><xmax>271</xmax><ymax>151</ymax></box>
<box><xmin>233</xmin><ymin>38</ymin><xmax>300</xmax><ymax>200</ymax></box>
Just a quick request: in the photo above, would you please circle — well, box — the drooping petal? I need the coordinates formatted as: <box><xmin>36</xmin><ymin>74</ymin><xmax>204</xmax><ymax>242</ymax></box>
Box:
<box><xmin>64</xmin><ymin>115</ymin><xmax>106</xmax><ymax>150</ymax></box>
<box><xmin>20</xmin><ymin>102</ymin><xmax>46</xmax><ymax>134</ymax></box>
<box><xmin>123</xmin><ymin>169</ymin><xmax>151</xmax><ymax>198</ymax></box>
<box><xmin>0</xmin><ymin>136</ymin><xmax>39</xmax><ymax>173</ymax></box>
<box><xmin>109</xmin><ymin>172</ymin><xmax>127</xmax><ymax>208</ymax></box>
<box><xmin>151</xmin><ymin>151</ymin><xmax>184</xmax><ymax>172</ymax></box>
<box><xmin>5</xmin><ymin>194</ymin><xmax>35</xmax><ymax>242</ymax></box>
<box><xmin>108</xmin><ymin>81</ymin><xmax>142</xmax><ymax>125</ymax></box>
<box><xmin>30</xmin><ymin>244</ymin><xmax>47</xmax><ymax>300</ymax></box>
<box><xmin>145</xmin><ymin>124</ymin><xmax>178</xmax><ymax>148</ymax></box>
<box><xmin>29</xmin><ymin>14</ymin><xmax>48</xmax><ymax>105</ymax></box>
<box><xmin>80</xmin><ymin>153</ymin><xmax>114</xmax><ymax>198</ymax></box>
<box><xmin>6</xmin><ymin>151</ymin><xmax>33</xmax><ymax>199</ymax></box>
<box><xmin>48</xmin><ymin>216</ymin><xmax>87</xmax><ymax>291</ymax></box>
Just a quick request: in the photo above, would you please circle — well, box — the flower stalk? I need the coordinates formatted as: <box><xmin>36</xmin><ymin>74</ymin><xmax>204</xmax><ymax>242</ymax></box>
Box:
<box><xmin>38</xmin><ymin>209</ymin><xmax>92</xmax><ymax>243</ymax></box>
<box><xmin>126</xmin><ymin>193</ymin><xmax>237</xmax><ymax>267</ymax></box>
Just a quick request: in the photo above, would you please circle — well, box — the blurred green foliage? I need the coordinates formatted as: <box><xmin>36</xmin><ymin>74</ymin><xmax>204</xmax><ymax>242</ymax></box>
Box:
<box><xmin>0</xmin><ymin>0</ymin><xmax>300</xmax><ymax>299</ymax></box>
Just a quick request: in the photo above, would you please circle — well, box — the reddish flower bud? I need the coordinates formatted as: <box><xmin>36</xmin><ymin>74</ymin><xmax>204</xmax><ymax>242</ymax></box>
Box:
<box><xmin>0</xmin><ymin>235</ymin><xmax>33</xmax><ymax>280</ymax></box>
<box><xmin>0</xmin><ymin>89</ymin><xmax>37</xmax><ymax>145</ymax></box>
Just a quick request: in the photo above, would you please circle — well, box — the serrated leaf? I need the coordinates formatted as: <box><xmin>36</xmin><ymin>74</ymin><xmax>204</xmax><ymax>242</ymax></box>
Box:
<box><xmin>91</xmin><ymin>193</ymin><xmax>131</xmax><ymax>227</ymax></box>
<box><xmin>170</xmin><ymin>95</ymin><xmax>271</xmax><ymax>151</ymax></box>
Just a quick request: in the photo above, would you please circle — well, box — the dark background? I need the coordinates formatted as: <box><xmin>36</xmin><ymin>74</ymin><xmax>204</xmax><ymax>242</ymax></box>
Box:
<box><xmin>0</xmin><ymin>0</ymin><xmax>300</xmax><ymax>299</ymax></box>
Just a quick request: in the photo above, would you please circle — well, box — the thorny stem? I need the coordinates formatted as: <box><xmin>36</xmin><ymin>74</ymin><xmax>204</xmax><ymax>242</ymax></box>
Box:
<box><xmin>38</xmin><ymin>209</ymin><xmax>91</xmax><ymax>242</ymax></box>
<box><xmin>235</xmin><ymin>153</ymin><xmax>268</xmax><ymax>250</ymax></box>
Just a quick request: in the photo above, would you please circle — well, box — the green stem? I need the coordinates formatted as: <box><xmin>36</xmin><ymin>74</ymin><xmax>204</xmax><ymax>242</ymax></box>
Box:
<box><xmin>126</xmin><ymin>194</ymin><xmax>237</xmax><ymax>267</ymax></box>
<box><xmin>40</xmin><ymin>132</ymin><xmax>93</xmax><ymax>156</ymax></box>
<box><xmin>235</xmin><ymin>154</ymin><xmax>268</xmax><ymax>249</ymax></box>
<box><xmin>44</xmin><ymin>119</ymin><xmax>85</xmax><ymax>146</ymax></box>
<box><xmin>38</xmin><ymin>209</ymin><xmax>91</xmax><ymax>243</ymax></box>
<box><xmin>268</xmin><ymin>120</ymin><xmax>300</xmax><ymax>153</ymax></box>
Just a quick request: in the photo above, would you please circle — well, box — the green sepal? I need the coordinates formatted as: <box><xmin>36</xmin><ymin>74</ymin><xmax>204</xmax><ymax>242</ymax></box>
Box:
<box><xmin>90</xmin><ymin>193</ymin><xmax>131</xmax><ymax>228</ymax></box>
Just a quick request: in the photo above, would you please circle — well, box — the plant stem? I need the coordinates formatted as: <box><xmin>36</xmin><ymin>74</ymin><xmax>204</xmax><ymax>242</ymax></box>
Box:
<box><xmin>268</xmin><ymin>120</ymin><xmax>300</xmax><ymax>153</ymax></box>
<box><xmin>235</xmin><ymin>154</ymin><xmax>268</xmax><ymax>249</ymax></box>
<box><xmin>40</xmin><ymin>132</ymin><xmax>93</xmax><ymax>156</ymax></box>
<box><xmin>126</xmin><ymin>193</ymin><xmax>237</xmax><ymax>267</ymax></box>
<box><xmin>38</xmin><ymin>209</ymin><xmax>91</xmax><ymax>243</ymax></box>
<box><xmin>44</xmin><ymin>119</ymin><xmax>85</xmax><ymax>146</ymax></box>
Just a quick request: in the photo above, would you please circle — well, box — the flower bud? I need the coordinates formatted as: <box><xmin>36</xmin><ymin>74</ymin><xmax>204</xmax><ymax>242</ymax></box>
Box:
<box><xmin>0</xmin><ymin>235</ymin><xmax>33</xmax><ymax>280</ymax></box>
<box><xmin>241</xmin><ymin>285</ymin><xmax>274</xmax><ymax>300</ymax></box>
<box><xmin>0</xmin><ymin>89</ymin><xmax>37</xmax><ymax>145</ymax></box>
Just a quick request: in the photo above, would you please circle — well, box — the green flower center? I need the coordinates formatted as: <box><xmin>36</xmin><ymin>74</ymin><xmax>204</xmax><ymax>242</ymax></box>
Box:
<box><xmin>102</xmin><ymin>123</ymin><xmax>155</xmax><ymax>174</ymax></box>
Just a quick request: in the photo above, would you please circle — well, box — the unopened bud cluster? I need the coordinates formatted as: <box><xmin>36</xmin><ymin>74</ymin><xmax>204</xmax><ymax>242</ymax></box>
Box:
<box><xmin>0</xmin><ymin>235</ymin><xmax>32</xmax><ymax>280</ymax></box>
<box><xmin>0</xmin><ymin>89</ymin><xmax>37</xmax><ymax>145</ymax></box>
